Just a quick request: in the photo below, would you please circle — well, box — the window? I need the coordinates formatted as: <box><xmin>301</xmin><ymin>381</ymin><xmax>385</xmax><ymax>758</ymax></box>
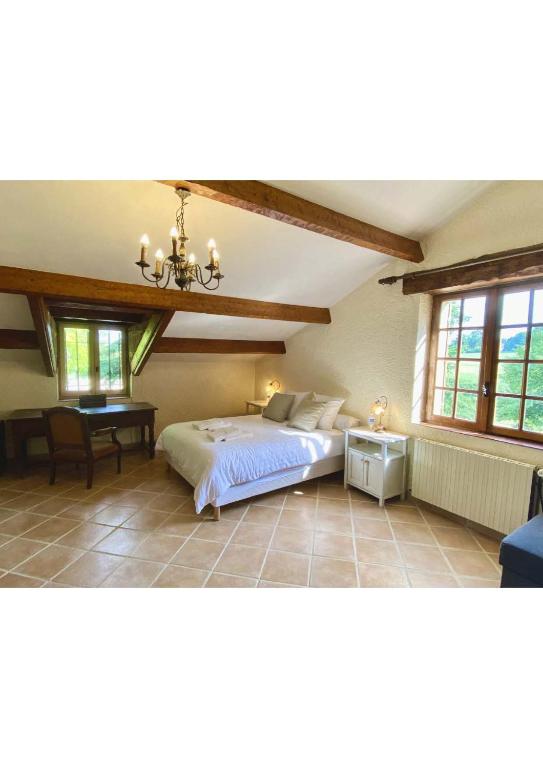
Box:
<box><xmin>58</xmin><ymin>322</ymin><xmax>129</xmax><ymax>398</ymax></box>
<box><xmin>426</xmin><ymin>281</ymin><xmax>543</xmax><ymax>442</ymax></box>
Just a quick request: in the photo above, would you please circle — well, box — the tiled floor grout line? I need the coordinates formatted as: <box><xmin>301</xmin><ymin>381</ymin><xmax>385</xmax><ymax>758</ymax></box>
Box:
<box><xmin>347</xmin><ymin>486</ymin><xmax>360</xmax><ymax>587</ymax></box>
<box><xmin>421</xmin><ymin>505</ymin><xmax>501</xmax><ymax>582</ymax></box>
<box><xmin>383</xmin><ymin>510</ymin><xmax>411</xmax><ymax>587</ymax></box>
<box><xmin>99</xmin><ymin>491</ymin><xmax>219</xmax><ymax>587</ymax></box>
<box><xmin>253</xmin><ymin>492</ymin><xmax>292</xmax><ymax>587</ymax></box>
<box><xmin>2</xmin><ymin>504</ymin><xmax>501</xmax><ymax>587</ymax></box>
<box><xmin>194</xmin><ymin>506</ymin><xmax>250</xmax><ymax>588</ymax></box>
<box><xmin>1</xmin><ymin>464</ymin><xmax>502</xmax><ymax>587</ymax></box>
<box><xmin>1</xmin><ymin>462</ymin><xmax>176</xmax><ymax>586</ymax></box>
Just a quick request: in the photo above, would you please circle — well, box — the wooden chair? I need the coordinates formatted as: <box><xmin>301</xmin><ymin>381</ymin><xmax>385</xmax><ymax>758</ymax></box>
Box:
<box><xmin>43</xmin><ymin>407</ymin><xmax>122</xmax><ymax>489</ymax></box>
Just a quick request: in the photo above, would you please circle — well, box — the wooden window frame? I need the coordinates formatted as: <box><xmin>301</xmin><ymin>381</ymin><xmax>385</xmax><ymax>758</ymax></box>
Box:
<box><xmin>425</xmin><ymin>279</ymin><xmax>543</xmax><ymax>444</ymax></box>
<box><xmin>58</xmin><ymin>320</ymin><xmax>130</xmax><ymax>400</ymax></box>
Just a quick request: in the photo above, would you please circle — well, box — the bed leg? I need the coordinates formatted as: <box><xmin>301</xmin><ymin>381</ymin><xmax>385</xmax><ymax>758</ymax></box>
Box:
<box><xmin>213</xmin><ymin>506</ymin><xmax>221</xmax><ymax>521</ymax></box>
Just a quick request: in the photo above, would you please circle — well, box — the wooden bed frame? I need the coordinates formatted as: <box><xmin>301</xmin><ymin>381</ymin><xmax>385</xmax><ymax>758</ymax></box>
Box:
<box><xmin>165</xmin><ymin>453</ymin><xmax>345</xmax><ymax>521</ymax></box>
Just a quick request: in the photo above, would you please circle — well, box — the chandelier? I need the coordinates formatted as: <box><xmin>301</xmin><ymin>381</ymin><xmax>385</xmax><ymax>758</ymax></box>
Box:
<box><xmin>136</xmin><ymin>187</ymin><xmax>224</xmax><ymax>291</ymax></box>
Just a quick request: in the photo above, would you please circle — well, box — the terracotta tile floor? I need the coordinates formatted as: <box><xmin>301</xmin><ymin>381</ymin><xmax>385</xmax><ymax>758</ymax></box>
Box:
<box><xmin>0</xmin><ymin>456</ymin><xmax>503</xmax><ymax>588</ymax></box>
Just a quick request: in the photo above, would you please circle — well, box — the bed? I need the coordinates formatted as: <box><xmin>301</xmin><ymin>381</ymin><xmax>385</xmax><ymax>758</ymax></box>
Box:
<box><xmin>155</xmin><ymin>414</ymin><xmax>345</xmax><ymax>520</ymax></box>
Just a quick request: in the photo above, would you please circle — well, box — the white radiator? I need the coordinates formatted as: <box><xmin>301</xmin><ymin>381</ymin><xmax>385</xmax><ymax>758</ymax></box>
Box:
<box><xmin>412</xmin><ymin>438</ymin><xmax>536</xmax><ymax>534</ymax></box>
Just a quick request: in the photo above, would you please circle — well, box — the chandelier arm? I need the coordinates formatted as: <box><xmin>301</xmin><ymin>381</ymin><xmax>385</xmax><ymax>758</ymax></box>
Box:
<box><xmin>199</xmin><ymin>266</ymin><xmax>218</xmax><ymax>287</ymax></box>
<box><xmin>202</xmin><ymin>279</ymin><xmax>222</xmax><ymax>291</ymax></box>
<box><xmin>161</xmin><ymin>264</ymin><xmax>173</xmax><ymax>289</ymax></box>
<box><xmin>139</xmin><ymin>267</ymin><xmax>161</xmax><ymax>286</ymax></box>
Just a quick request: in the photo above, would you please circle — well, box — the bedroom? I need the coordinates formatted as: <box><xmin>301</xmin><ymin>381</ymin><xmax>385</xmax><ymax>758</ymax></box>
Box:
<box><xmin>1</xmin><ymin>178</ymin><xmax>542</xmax><ymax>588</ymax></box>
<box><xmin>3</xmin><ymin>3</ymin><xmax>542</xmax><ymax>767</ymax></box>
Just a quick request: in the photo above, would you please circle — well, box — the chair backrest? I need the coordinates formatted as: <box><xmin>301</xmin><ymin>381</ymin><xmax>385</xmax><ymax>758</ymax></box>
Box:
<box><xmin>42</xmin><ymin>407</ymin><xmax>91</xmax><ymax>454</ymax></box>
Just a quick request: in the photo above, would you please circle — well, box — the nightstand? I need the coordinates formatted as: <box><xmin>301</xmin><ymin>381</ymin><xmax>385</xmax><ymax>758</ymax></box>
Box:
<box><xmin>245</xmin><ymin>399</ymin><xmax>268</xmax><ymax>414</ymax></box>
<box><xmin>344</xmin><ymin>428</ymin><xmax>409</xmax><ymax>507</ymax></box>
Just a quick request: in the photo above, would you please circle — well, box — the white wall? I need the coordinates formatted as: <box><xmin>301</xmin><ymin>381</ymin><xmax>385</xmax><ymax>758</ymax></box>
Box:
<box><xmin>255</xmin><ymin>181</ymin><xmax>543</xmax><ymax>467</ymax></box>
<box><xmin>0</xmin><ymin>348</ymin><xmax>255</xmax><ymax>455</ymax></box>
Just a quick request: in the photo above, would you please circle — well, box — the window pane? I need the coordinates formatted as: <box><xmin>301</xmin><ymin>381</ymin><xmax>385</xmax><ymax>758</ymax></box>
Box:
<box><xmin>440</xmin><ymin>299</ymin><xmax>461</xmax><ymax>328</ymax></box>
<box><xmin>433</xmin><ymin>389</ymin><xmax>454</xmax><ymax>417</ymax></box>
<box><xmin>529</xmin><ymin>327</ymin><xmax>543</xmax><ymax>359</ymax></box>
<box><xmin>64</xmin><ymin>327</ymin><xmax>90</xmax><ymax>392</ymax></box>
<box><xmin>523</xmin><ymin>399</ymin><xmax>543</xmax><ymax>433</ymax></box>
<box><xmin>455</xmin><ymin>392</ymin><xmax>477</xmax><ymax>421</ymax></box>
<box><xmin>493</xmin><ymin>396</ymin><xmax>521</xmax><ymax>430</ymax></box>
<box><xmin>457</xmin><ymin>361</ymin><xmax>480</xmax><ymax>391</ymax></box>
<box><xmin>98</xmin><ymin>329</ymin><xmax>124</xmax><ymax>391</ymax></box>
<box><xmin>496</xmin><ymin>362</ymin><xmax>524</xmax><ymax>395</ymax></box>
<box><xmin>498</xmin><ymin>328</ymin><xmax>526</xmax><ymax>359</ymax></box>
<box><xmin>438</xmin><ymin>330</ymin><xmax>458</xmax><ymax>358</ymax></box>
<box><xmin>501</xmin><ymin>290</ymin><xmax>530</xmax><ymax>325</ymax></box>
<box><xmin>526</xmin><ymin>363</ymin><xmax>543</xmax><ymax>397</ymax></box>
<box><xmin>462</xmin><ymin>296</ymin><xmax>486</xmax><ymax>327</ymax></box>
<box><xmin>533</xmin><ymin>290</ymin><xmax>543</xmax><ymax>324</ymax></box>
<box><xmin>435</xmin><ymin>360</ymin><xmax>456</xmax><ymax>388</ymax></box>
<box><xmin>460</xmin><ymin>329</ymin><xmax>482</xmax><ymax>358</ymax></box>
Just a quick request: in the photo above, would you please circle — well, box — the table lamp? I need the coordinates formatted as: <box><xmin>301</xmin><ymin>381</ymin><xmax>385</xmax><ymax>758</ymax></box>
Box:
<box><xmin>369</xmin><ymin>396</ymin><xmax>388</xmax><ymax>432</ymax></box>
<box><xmin>265</xmin><ymin>379</ymin><xmax>281</xmax><ymax>400</ymax></box>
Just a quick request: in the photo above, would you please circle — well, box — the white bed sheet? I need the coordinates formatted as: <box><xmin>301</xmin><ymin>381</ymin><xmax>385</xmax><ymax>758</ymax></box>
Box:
<box><xmin>156</xmin><ymin>415</ymin><xmax>344</xmax><ymax>513</ymax></box>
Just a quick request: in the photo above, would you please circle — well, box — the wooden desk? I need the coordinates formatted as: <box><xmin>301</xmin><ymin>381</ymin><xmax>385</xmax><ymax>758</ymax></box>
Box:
<box><xmin>7</xmin><ymin>402</ymin><xmax>157</xmax><ymax>476</ymax></box>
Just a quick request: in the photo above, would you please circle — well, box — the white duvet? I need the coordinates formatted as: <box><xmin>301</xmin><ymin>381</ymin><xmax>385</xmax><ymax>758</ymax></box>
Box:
<box><xmin>156</xmin><ymin>415</ymin><xmax>344</xmax><ymax>513</ymax></box>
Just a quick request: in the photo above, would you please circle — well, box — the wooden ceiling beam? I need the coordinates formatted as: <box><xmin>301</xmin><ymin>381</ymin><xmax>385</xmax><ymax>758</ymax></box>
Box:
<box><xmin>154</xmin><ymin>338</ymin><xmax>286</xmax><ymax>354</ymax></box>
<box><xmin>0</xmin><ymin>266</ymin><xmax>330</xmax><ymax>325</ymax></box>
<box><xmin>130</xmin><ymin>310</ymin><xmax>175</xmax><ymax>375</ymax></box>
<box><xmin>401</xmin><ymin>245</ymin><xmax>543</xmax><ymax>295</ymax></box>
<box><xmin>27</xmin><ymin>296</ymin><xmax>57</xmax><ymax>377</ymax></box>
<box><xmin>48</xmin><ymin>303</ymin><xmax>147</xmax><ymax>324</ymax></box>
<box><xmin>159</xmin><ymin>180</ymin><xmax>424</xmax><ymax>263</ymax></box>
<box><xmin>0</xmin><ymin>329</ymin><xmax>39</xmax><ymax>349</ymax></box>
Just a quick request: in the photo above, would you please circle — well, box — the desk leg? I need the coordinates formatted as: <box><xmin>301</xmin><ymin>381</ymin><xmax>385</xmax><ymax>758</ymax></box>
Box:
<box><xmin>140</xmin><ymin>426</ymin><xmax>146</xmax><ymax>449</ymax></box>
<box><xmin>148</xmin><ymin>419</ymin><xmax>155</xmax><ymax>459</ymax></box>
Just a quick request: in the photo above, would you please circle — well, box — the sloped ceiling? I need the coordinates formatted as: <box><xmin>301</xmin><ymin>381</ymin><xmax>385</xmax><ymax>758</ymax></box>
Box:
<box><xmin>0</xmin><ymin>180</ymin><xmax>493</xmax><ymax>340</ymax></box>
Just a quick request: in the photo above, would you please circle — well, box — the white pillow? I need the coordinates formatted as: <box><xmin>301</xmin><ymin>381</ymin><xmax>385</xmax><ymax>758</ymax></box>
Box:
<box><xmin>284</xmin><ymin>391</ymin><xmax>312</xmax><ymax>420</ymax></box>
<box><xmin>333</xmin><ymin>414</ymin><xmax>360</xmax><ymax>430</ymax></box>
<box><xmin>314</xmin><ymin>393</ymin><xmax>345</xmax><ymax>430</ymax></box>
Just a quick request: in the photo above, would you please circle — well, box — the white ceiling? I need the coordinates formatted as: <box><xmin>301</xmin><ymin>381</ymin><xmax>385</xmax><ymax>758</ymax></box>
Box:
<box><xmin>0</xmin><ymin>180</ymin><xmax>493</xmax><ymax>341</ymax></box>
<box><xmin>269</xmin><ymin>180</ymin><xmax>496</xmax><ymax>240</ymax></box>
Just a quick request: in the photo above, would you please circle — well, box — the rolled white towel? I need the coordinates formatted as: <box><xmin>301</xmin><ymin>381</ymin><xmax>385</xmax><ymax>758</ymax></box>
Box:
<box><xmin>193</xmin><ymin>419</ymin><xmax>232</xmax><ymax>431</ymax></box>
<box><xmin>208</xmin><ymin>427</ymin><xmax>253</xmax><ymax>443</ymax></box>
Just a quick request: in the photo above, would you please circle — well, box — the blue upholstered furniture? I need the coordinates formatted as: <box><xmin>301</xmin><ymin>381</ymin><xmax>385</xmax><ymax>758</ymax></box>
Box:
<box><xmin>499</xmin><ymin>514</ymin><xmax>543</xmax><ymax>588</ymax></box>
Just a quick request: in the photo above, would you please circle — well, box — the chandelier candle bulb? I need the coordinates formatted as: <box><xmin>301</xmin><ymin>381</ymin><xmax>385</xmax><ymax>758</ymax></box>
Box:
<box><xmin>154</xmin><ymin>249</ymin><xmax>165</xmax><ymax>276</ymax></box>
<box><xmin>208</xmin><ymin>239</ymin><xmax>216</xmax><ymax>264</ymax></box>
<box><xmin>140</xmin><ymin>234</ymin><xmax>150</xmax><ymax>262</ymax></box>
<box><xmin>169</xmin><ymin>227</ymin><xmax>178</xmax><ymax>257</ymax></box>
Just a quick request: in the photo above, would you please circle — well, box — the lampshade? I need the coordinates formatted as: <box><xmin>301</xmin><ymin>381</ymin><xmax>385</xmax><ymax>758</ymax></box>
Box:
<box><xmin>265</xmin><ymin>379</ymin><xmax>281</xmax><ymax>399</ymax></box>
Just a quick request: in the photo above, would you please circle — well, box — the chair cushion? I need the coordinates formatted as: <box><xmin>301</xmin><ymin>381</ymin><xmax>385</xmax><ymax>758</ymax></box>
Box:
<box><xmin>499</xmin><ymin>514</ymin><xmax>543</xmax><ymax>585</ymax></box>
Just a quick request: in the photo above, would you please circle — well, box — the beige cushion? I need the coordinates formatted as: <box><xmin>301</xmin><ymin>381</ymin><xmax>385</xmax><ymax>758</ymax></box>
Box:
<box><xmin>262</xmin><ymin>392</ymin><xmax>295</xmax><ymax>422</ymax></box>
<box><xmin>315</xmin><ymin>394</ymin><xmax>345</xmax><ymax>430</ymax></box>
<box><xmin>284</xmin><ymin>391</ymin><xmax>312</xmax><ymax>420</ymax></box>
<box><xmin>288</xmin><ymin>397</ymin><xmax>327</xmax><ymax>432</ymax></box>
